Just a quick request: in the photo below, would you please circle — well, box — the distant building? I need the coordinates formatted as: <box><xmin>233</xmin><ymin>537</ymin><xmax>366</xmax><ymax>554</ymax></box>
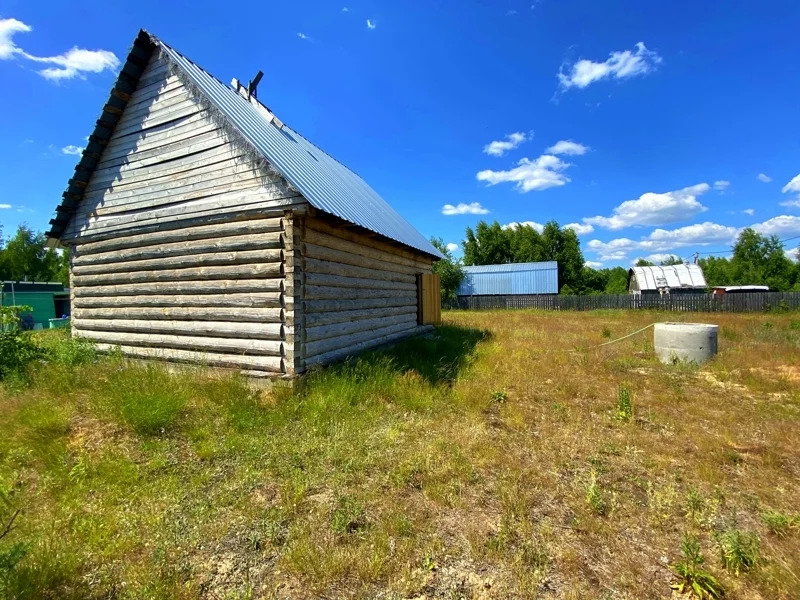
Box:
<box><xmin>457</xmin><ymin>261</ymin><xmax>558</xmax><ymax>296</ymax></box>
<box><xmin>627</xmin><ymin>264</ymin><xmax>706</xmax><ymax>295</ymax></box>
<box><xmin>1</xmin><ymin>281</ymin><xmax>70</xmax><ymax>329</ymax></box>
<box><xmin>711</xmin><ymin>285</ymin><xmax>769</xmax><ymax>296</ymax></box>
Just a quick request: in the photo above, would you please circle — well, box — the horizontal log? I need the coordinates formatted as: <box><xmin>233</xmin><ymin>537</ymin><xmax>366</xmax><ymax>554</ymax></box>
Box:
<box><xmin>73</xmin><ymin>318</ymin><xmax>283</xmax><ymax>340</ymax></box>
<box><xmin>304</xmin><ymin>325</ymin><xmax>433</xmax><ymax>367</ymax></box>
<box><xmin>303</xmin><ymin>296</ymin><xmax>416</xmax><ymax>314</ymax></box>
<box><xmin>305</xmin><ymin>313</ymin><xmax>417</xmax><ymax>343</ymax></box>
<box><xmin>75</xmin><ymin>329</ymin><xmax>283</xmax><ymax>356</ymax></box>
<box><xmin>62</xmin><ymin>192</ymin><xmax>303</xmax><ymax>240</ymax></box>
<box><xmin>72</xmin><ymin>249</ymin><xmax>282</xmax><ymax>276</ymax></box>
<box><xmin>305</xmin><ymin>217</ymin><xmax>437</xmax><ymax>263</ymax></box>
<box><xmin>75</xmin><ymin>172</ymin><xmax>272</xmax><ymax>219</ymax></box>
<box><xmin>304</xmin><ymin>272</ymin><xmax>416</xmax><ymax>292</ymax></box>
<box><xmin>75</xmin><ymin>217</ymin><xmax>283</xmax><ymax>255</ymax></box>
<box><xmin>304</xmin><ymin>320</ymin><xmax>419</xmax><ymax>358</ymax></box>
<box><xmin>72</xmin><ymin>263</ymin><xmax>282</xmax><ymax>287</ymax></box>
<box><xmin>93</xmin><ymin>343</ymin><xmax>283</xmax><ymax>372</ymax></box>
<box><xmin>303</xmin><ymin>257</ymin><xmax>415</xmax><ymax>285</ymax></box>
<box><xmin>73</xmin><ymin>306</ymin><xmax>283</xmax><ymax>323</ymax></box>
<box><xmin>94</xmin><ymin>130</ymin><xmax>222</xmax><ymax>172</ymax></box>
<box><xmin>73</xmin><ymin>279</ymin><xmax>282</xmax><ymax>297</ymax></box>
<box><xmin>73</xmin><ymin>232</ymin><xmax>282</xmax><ymax>266</ymax></box>
<box><xmin>304</xmin><ymin>305</ymin><xmax>417</xmax><ymax>327</ymax></box>
<box><xmin>303</xmin><ymin>243</ymin><xmax>423</xmax><ymax>276</ymax></box>
<box><xmin>73</xmin><ymin>292</ymin><xmax>282</xmax><ymax>309</ymax></box>
<box><xmin>304</xmin><ymin>285</ymin><xmax>416</xmax><ymax>301</ymax></box>
<box><xmin>304</xmin><ymin>227</ymin><xmax>431</xmax><ymax>271</ymax></box>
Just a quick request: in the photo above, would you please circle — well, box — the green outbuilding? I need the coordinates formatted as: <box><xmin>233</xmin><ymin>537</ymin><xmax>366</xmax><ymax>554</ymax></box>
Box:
<box><xmin>1</xmin><ymin>281</ymin><xmax>71</xmax><ymax>329</ymax></box>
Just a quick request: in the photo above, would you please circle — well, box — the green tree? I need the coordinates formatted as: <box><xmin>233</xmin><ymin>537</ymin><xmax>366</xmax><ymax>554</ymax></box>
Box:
<box><xmin>660</xmin><ymin>255</ymin><xmax>684</xmax><ymax>265</ymax></box>
<box><xmin>463</xmin><ymin>221</ymin><xmax>512</xmax><ymax>266</ymax></box>
<box><xmin>0</xmin><ymin>225</ymin><xmax>69</xmax><ymax>285</ymax></box>
<box><xmin>635</xmin><ymin>258</ymin><xmax>655</xmax><ymax>267</ymax></box>
<box><xmin>430</xmin><ymin>238</ymin><xmax>466</xmax><ymax>301</ymax></box>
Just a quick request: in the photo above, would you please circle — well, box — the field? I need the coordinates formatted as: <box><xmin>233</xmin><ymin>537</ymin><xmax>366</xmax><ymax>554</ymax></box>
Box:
<box><xmin>1</xmin><ymin>310</ymin><xmax>799</xmax><ymax>599</ymax></box>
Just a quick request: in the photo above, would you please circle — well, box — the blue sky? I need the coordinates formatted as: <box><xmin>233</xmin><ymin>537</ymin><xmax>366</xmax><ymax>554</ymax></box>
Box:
<box><xmin>1</xmin><ymin>0</ymin><xmax>799</xmax><ymax>265</ymax></box>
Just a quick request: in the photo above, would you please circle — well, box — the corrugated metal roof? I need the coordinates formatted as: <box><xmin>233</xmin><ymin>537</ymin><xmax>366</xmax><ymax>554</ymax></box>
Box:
<box><xmin>629</xmin><ymin>264</ymin><xmax>707</xmax><ymax>291</ymax></box>
<box><xmin>49</xmin><ymin>31</ymin><xmax>441</xmax><ymax>259</ymax></box>
<box><xmin>156</xmin><ymin>37</ymin><xmax>441</xmax><ymax>259</ymax></box>
<box><xmin>458</xmin><ymin>261</ymin><xmax>558</xmax><ymax>295</ymax></box>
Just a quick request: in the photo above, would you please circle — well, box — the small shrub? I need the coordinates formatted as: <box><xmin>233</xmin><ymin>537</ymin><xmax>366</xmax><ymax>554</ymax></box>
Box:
<box><xmin>47</xmin><ymin>335</ymin><xmax>96</xmax><ymax>367</ymax></box>
<box><xmin>613</xmin><ymin>384</ymin><xmax>633</xmax><ymax>421</ymax></box>
<box><xmin>331</xmin><ymin>495</ymin><xmax>368</xmax><ymax>535</ymax></box>
<box><xmin>0</xmin><ymin>305</ymin><xmax>42</xmax><ymax>383</ymax></box>
<box><xmin>586</xmin><ymin>470</ymin><xmax>607</xmax><ymax>515</ymax></box>
<box><xmin>670</xmin><ymin>534</ymin><xmax>723</xmax><ymax>599</ymax></box>
<box><xmin>686</xmin><ymin>489</ymin><xmax>705</xmax><ymax>521</ymax></box>
<box><xmin>761</xmin><ymin>510</ymin><xmax>799</xmax><ymax>536</ymax></box>
<box><xmin>601</xmin><ymin>326</ymin><xmax>612</xmax><ymax>338</ymax></box>
<box><xmin>789</xmin><ymin>320</ymin><xmax>800</xmax><ymax>330</ymax></box>
<box><xmin>717</xmin><ymin>528</ymin><xmax>760</xmax><ymax>575</ymax></box>
<box><xmin>490</xmin><ymin>390</ymin><xmax>508</xmax><ymax>403</ymax></box>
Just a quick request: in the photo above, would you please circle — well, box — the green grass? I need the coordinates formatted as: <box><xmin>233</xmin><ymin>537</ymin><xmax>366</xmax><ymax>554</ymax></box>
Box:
<box><xmin>0</xmin><ymin>312</ymin><xmax>798</xmax><ymax>599</ymax></box>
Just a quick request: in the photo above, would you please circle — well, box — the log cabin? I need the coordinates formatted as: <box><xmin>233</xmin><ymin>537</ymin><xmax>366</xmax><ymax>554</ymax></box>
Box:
<box><xmin>47</xmin><ymin>30</ymin><xmax>443</xmax><ymax>378</ymax></box>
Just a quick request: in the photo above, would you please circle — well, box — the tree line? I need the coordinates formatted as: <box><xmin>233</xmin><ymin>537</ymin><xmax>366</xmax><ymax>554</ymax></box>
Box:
<box><xmin>433</xmin><ymin>220</ymin><xmax>800</xmax><ymax>299</ymax></box>
<box><xmin>0</xmin><ymin>226</ymin><xmax>70</xmax><ymax>286</ymax></box>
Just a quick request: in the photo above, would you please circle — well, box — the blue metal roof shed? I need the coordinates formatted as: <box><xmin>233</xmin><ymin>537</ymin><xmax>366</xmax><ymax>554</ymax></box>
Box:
<box><xmin>457</xmin><ymin>261</ymin><xmax>558</xmax><ymax>296</ymax></box>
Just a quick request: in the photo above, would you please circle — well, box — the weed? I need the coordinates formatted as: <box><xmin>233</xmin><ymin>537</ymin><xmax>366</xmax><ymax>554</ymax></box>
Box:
<box><xmin>601</xmin><ymin>326</ymin><xmax>612</xmax><ymax>338</ymax></box>
<box><xmin>760</xmin><ymin>510</ymin><xmax>799</xmax><ymax>536</ymax></box>
<box><xmin>686</xmin><ymin>489</ymin><xmax>705</xmax><ymax>521</ymax></box>
<box><xmin>490</xmin><ymin>390</ymin><xmax>508</xmax><ymax>403</ymax></box>
<box><xmin>717</xmin><ymin>528</ymin><xmax>760</xmax><ymax>575</ymax></box>
<box><xmin>586</xmin><ymin>470</ymin><xmax>607</xmax><ymax>516</ymax></box>
<box><xmin>99</xmin><ymin>363</ymin><xmax>190</xmax><ymax>435</ymax></box>
<box><xmin>789</xmin><ymin>320</ymin><xmax>800</xmax><ymax>330</ymax></box>
<box><xmin>331</xmin><ymin>495</ymin><xmax>368</xmax><ymax>535</ymax></box>
<box><xmin>670</xmin><ymin>534</ymin><xmax>723</xmax><ymax>599</ymax></box>
<box><xmin>613</xmin><ymin>383</ymin><xmax>633</xmax><ymax>421</ymax></box>
<box><xmin>422</xmin><ymin>555</ymin><xmax>437</xmax><ymax>572</ymax></box>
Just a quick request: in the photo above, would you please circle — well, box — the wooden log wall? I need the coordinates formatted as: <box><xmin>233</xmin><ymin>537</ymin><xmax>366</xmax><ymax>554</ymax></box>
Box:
<box><xmin>295</xmin><ymin>215</ymin><xmax>435</xmax><ymax>369</ymax></box>
<box><xmin>62</xmin><ymin>49</ymin><xmax>306</xmax><ymax>376</ymax></box>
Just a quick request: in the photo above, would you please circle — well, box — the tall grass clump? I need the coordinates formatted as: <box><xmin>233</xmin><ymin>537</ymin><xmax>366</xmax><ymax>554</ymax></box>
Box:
<box><xmin>613</xmin><ymin>383</ymin><xmax>633</xmax><ymax>421</ymax></box>
<box><xmin>95</xmin><ymin>363</ymin><xmax>190</xmax><ymax>435</ymax></box>
<box><xmin>717</xmin><ymin>527</ymin><xmax>760</xmax><ymax>575</ymax></box>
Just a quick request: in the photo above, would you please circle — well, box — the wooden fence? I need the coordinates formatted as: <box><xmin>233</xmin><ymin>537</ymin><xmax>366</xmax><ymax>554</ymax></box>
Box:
<box><xmin>445</xmin><ymin>292</ymin><xmax>800</xmax><ymax>313</ymax></box>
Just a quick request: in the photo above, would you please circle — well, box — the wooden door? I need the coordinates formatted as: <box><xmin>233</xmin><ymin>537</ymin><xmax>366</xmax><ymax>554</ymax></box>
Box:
<box><xmin>417</xmin><ymin>273</ymin><xmax>441</xmax><ymax>325</ymax></box>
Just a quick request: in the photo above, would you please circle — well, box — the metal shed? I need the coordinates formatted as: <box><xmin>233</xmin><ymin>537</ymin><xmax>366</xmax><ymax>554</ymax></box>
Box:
<box><xmin>628</xmin><ymin>264</ymin><xmax>707</xmax><ymax>295</ymax></box>
<box><xmin>457</xmin><ymin>261</ymin><xmax>558</xmax><ymax>296</ymax></box>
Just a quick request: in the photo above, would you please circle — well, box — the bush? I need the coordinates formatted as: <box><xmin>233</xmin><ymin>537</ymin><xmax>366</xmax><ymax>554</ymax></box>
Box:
<box><xmin>670</xmin><ymin>534</ymin><xmax>723</xmax><ymax>599</ymax></box>
<box><xmin>717</xmin><ymin>528</ymin><xmax>760</xmax><ymax>575</ymax></box>
<box><xmin>0</xmin><ymin>306</ymin><xmax>43</xmax><ymax>382</ymax></box>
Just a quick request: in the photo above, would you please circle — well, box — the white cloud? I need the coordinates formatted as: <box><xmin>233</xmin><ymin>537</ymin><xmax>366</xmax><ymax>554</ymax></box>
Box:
<box><xmin>584</xmin><ymin>260</ymin><xmax>604</xmax><ymax>269</ymax></box>
<box><xmin>564</xmin><ymin>222</ymin><xmax>594</xmax><ymax>235</ymax></box>
<box><xmin>780</xmin><ymin>198</ymin><xmax>800</xmax><ymax>209</ymax></box>
<box><xmin>587</xmin><ymin>221</ymin><xmax>738</xmax><ymax>261</ymax></box>
<box><xmin>483</xmin><ymin>132</ymin><xmax>529</xmax><ymax>157</ymax></box>
<box><xmin>341</xmin><ymin>7</ymin><xmax>350</xmax><ymax>12</ymax></box>
<box><xmin>0</xmin><ymin>18</ymin><xmax>30</xmax><ymax>59</ymax></box>
<box><xmin>441</xmin><ymin>202</ymin><xmax>489</xmax><ymax>216</ymax></box>
<box><xmin>545</xmin><ymin>140</ymin><xmax>589</xmax><ymax>156</ymax></box>
<box><xmin>751</xmin><ymin>215</ymin><xmax>800</xmax><ymax>237</ymax></box>
<box><xmin>0</xmin><ymin>203</ymin><xmax>11</xmax><ymax>210</ymax></box>
<box><xmin>24</xmin><ymin>47</ymin><xmax>119</xmax><ymax>80</ymax></box>
<box><xmin>366</xmin><ymin>19</ymin><xmax>376</xmax><ymax>29</ymax></box>
<box><xmin>558</xmin><ymin>42</ymin><xmax>662</xmax><ymax>90</ymax></box>
<box><xmin>757</xmin><ymin>173</ymin><xmax>772</xmax><ymax>183</ymax></box>
<box><xmin>503</xmin><ymin>221</ymin><xmax>545</xmax><ymax>233</ymax></box>
<box><xmin>584</xmin><ymin>183</ymin><xmax>710</xmax><ymax>230</ymax></box>
<box><xmin>297</xmin><ymin>32</ymin><xmax>310</xmax><ymax>40</ymax></box>
<box><xmin>61</xmin><ymin>145</ymin><xmax>84</xmax><ymax>155</ymax></box>
<box><xmin>445</xmin><ymin>242</ymin><xmax>459</xmax><ymax>253</ymax></box>
<box><xmin>713</xmin><ymin>180</ymin><xmax>730</xmax><ymax>192</ymax></box>
<box><xmin>477</xmin><ymin>154</ymin><xmax>571</xmax><ymax>193</ymax></box>
<box><xmin>743</xmin><ymin>208</ymin><xmax>755</xmax><ymax>216</ymax></box>
<box><xmin>0</xmin><ymin>18</ymin><xmax>119</xmax><ymax>81</ymax></box>
<box><xmin>781</xmin><ymin>174</ymin><xmax>800</xmax><ymax>194</ymax></box>
<box><xmin>787</xmin><ymin>247</ymin><xmax>799</xmax><ymax>262</ymax></box>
